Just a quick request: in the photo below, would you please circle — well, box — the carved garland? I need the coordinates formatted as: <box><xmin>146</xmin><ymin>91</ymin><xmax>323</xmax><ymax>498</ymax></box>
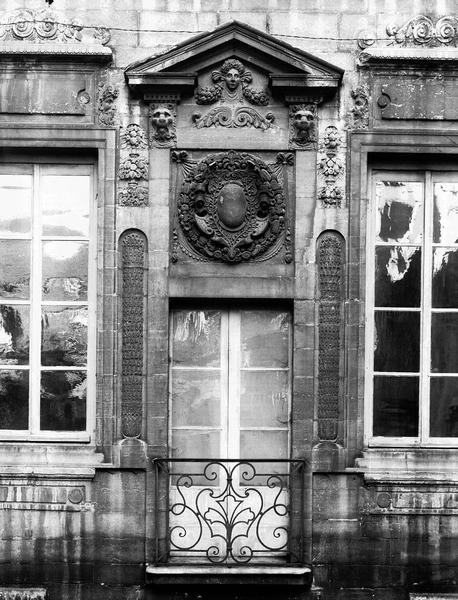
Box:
<box><xmin>317</xmin><ymin>232</ymin><xmax>344</xmax><ymax>441</ymax></box>
<box><xmin>175</xmin><ymin>150</ymin><xmax>288</xmax><ymax>264</ymax></box>
<box><xmin>121</xmin><ymin>231</ymin><xmax>147</xmax><ymax>438</ymax></box>
<box><xmin>318</xmin><ymin>126</ymin><xmax>344</xmax><ymax>208</ymax></box>
<box><xmin>118</xmin><ymin>124</ymin><xmax>149</xmax><ymax>206</ymax></box>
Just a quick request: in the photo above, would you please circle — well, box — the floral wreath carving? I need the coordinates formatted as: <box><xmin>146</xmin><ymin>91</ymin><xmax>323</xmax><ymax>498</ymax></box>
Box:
<box><xmin>177</xmin><ymin>150</ymin><xmax>287</xmax><ymax>263</ymax></box>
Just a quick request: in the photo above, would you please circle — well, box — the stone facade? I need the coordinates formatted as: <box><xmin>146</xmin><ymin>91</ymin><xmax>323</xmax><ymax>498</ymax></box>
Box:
<box><xmin>0</xmin><ymin>1</ymin><xmax>457</xmax><ymax>600</ymax></box>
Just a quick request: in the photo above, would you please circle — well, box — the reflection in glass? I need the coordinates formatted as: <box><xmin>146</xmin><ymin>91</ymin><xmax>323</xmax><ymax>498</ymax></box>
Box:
<box><xmin>0</xmin><ymin>369</ymin><xmax>28</xmax><ymax>429</ymax></box>
<box><xmin>433</xmin><ymin>183</ymin><xmax>458</xmax><ymax>243</ymax></box>
<box><xmin>430</xmin><ymin>377</ymin><xmax>458</xmax><ymax>437</ymax></box>
<box><xmin>431</xmin><ymin>313</ymin><xmax>458</xmax><ymax>373</ymax></box>
<box><xmin>171</xmin><ymin>370</ymin><xmax>221</xmax><ymax>427</ymax></box>
<box><xmin>0</xmin><ymin>240</ymin><xmax>30</xmax><ymax>299</ymax></box>
<box><xmin>241</xmin><ymin>311</ymin><xmax>290</xmax><ymax>368</ymax></box>
<box><xmin>373</xmin><ymin>376</ymin><xmax>419</xmax><ymax>436</ymax></box>
<box><xmin>374</xmin><ymin>311</ymin><xmax>420</xmax><ymax>372</ymax></box>
<box><xmin>375</xmin><ymin>246</ymin><xmax>421</xmax><ymax>307</ymax></box>
<box><xmin>42</xmin><ymin>241</ymin><xmax>88</xmax><ymax>301</ymax></box>
<box><xmin>172</xmin><ymin>311</ymin><xmax>221</xmax><ymax>368</ymax></box>
<box><xmin>41</xmin><ymin>306</ymin><xmax>88</xmax><ymax>366</ymax></box>
<box><xmin>0</xmin><ymin>176</ymin><xmax>32</xmax><ymax>235</ymax></box>
<box><xmin>432</xmin><ymin>248</ymin><xmax>458</xmax><ymax>308</ymax></box>
<box><xmin>41</xmin><ymin>175</ymin><xmax>90</xmax><ymax>237</ymax></box>
<box><xmin>375</xmin><ymin>181</ymin><xmax>423</xmax><ymax>244</ymax></box>
<box><xmin>0</xmin><ymin>305</ymin><xmax>29</xmax><ymax>365</ymax></box>
<box><xmin>241</xmin><ymin>371</ymin><xmax>289</xmax><ymax>427</ymax></box>
<box><xmin>40</xmin><ymin>370</ymin><xmax>86</xmax><ymax>431</ymax></box>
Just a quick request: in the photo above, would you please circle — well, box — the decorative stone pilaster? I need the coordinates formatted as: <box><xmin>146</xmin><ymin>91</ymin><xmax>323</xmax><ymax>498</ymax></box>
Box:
<box><xmin>316</xmin><ymin>231</ymin><xmax>345</xmax><ymax>441</ymax></box>
<box><xmin>120</xmin><ymin>230</ymin><xmax>147</xmax><ymax>439</ymax></box>
<box><xmin>317</xmin><ymin>125</ymin><xmax>345</xmax><ymax>208</ymax></box>
<box><xmin>118</xmin><ymin>123</ymin><xmax>149</xmax><ymax>206</ymax></box>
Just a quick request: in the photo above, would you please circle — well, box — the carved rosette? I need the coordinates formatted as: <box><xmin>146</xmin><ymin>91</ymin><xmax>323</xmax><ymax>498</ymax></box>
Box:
<box><xmin>97</xmin><ymin>83</ymin><xmax>118</xmax><ymax>127</ymax></box>
<box><xmin>289</xmin><ymin>104</ymin><xmax>316</xmax><ymax>148</ymax></box>
<box><xmin>175</xmin><ymin>150</ymin><xmax>288</xmax><ymax>264</ymax></box>
<box><xmin>118</xmin><ymin>124</ymin><xmax>149</xmax><ymax>206</ymax></box>
<box><xmin>317</xmin><ymin>231</ymin><xmax>344</xmax><ymax>441</ymax></box>
<box><xmin>317</xmin><ymin>125</ymin><xmax>344</xmax><ymax>208</ymax></box>
<box><xmin>121</xmin><ymin>230</ymin><xmax>147</xmax><ymax>439</ymax></box>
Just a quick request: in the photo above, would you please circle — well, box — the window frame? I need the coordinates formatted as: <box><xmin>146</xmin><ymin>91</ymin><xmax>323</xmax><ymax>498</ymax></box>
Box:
<box><xmin>365</xmin><ymin>164</ymin><xmax>458</xmax><ymax>448</ymax></box>
<box><xmin>168</xmin><ymin>307</ymin><xmax>293</xmax><ymax>461</ymax></box>
<box><xmin>0</xmin><ymin>153</ymin><xmax>97</xmax><ymax>443</ymax></box>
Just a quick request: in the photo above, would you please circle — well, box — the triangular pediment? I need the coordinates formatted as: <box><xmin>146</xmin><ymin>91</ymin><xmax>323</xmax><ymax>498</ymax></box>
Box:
<box><xmin>125</xmin><ymin>21</ymin><xmax>343</xmax><ymax>100</ymax></box>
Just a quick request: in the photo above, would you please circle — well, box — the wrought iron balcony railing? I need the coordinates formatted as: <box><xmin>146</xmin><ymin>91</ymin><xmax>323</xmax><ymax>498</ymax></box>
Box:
<box><xmin>152</xmin><ymin>458</ymin><xmax>306</xmax><ymax>566</ymax></box>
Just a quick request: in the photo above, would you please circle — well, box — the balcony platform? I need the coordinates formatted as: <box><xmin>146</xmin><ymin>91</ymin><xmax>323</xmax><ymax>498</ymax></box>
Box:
<box><xmin>146</xmin><ymin>564</ymin><xmax>312</xmax><ymax>586</ymax></box>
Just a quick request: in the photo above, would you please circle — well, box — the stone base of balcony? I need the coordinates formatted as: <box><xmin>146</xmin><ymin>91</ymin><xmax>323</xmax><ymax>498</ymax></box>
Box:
<box><xmin>146</xmin><ymin>565</ymin><xmax>312</xmax><ymax>586</ymax></box>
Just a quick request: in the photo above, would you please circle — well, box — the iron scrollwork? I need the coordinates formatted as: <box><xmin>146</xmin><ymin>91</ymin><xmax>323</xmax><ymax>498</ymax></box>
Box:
<box><xmin>175</xmin><ymin>150</ymin><xmax>288</xmax><ymax>263</ymax></box>
<box><xmin>154</xmin><ymin>459</ymin><xmax>305</xmax><ymax>565</ymax></box>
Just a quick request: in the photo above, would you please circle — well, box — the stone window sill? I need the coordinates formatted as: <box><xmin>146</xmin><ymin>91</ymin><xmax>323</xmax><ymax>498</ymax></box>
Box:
<box><xmin>145</xmin><ymin>565</ymin><xmax>311</xmax><ymax>586</ymax></box>
<box><xmin>353</xmin><ymin>449</ymin><xmax>458</xmax><ymax>484</ymax></box>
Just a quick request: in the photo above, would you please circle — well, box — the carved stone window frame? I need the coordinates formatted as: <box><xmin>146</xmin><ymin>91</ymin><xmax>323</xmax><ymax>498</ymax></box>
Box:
<box><xmin>0</xmin><ymin>126</ymin><xmax>116</xmax><ymax>473</ymax></box>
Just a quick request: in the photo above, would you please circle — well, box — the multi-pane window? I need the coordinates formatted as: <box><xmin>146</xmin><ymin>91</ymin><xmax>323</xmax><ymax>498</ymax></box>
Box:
<box><xmin>170</xmin><ymin>308</ymin><xmax>291</xmax><ymax>461</ymax></box>
<box><xmin>367</xmin><ymin>170</ymin><xmax>458</xmax><ymax>444</ymax></box>
<box><xmin>0</xmin><ymin>164</ymin><xmax>94</xmax><ymax>438</ymax></box>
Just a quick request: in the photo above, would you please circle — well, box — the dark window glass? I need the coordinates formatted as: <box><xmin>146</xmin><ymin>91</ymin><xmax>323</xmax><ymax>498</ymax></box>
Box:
<box><xmin>40</xmin><ymin>371</ymin><xmax>86</xmax><ymax>431</ymax></box>
<box><xmin>431</xmin><ymin>313</ymin><xmax>458</xmax><ymax>373</ymax></box>
<box><xmin>432</xmin><ymin>248</ymin><xmax>458</xmax><ymax>308</ymax></box>
<box><xmin>373</xmin><ymin>376</ymin><xmax>419</xmax><ymax>436</ymax></box>
<box><xmin>375</xmin><ymin>246</ymin><xmax>421</xmax><ymax>307</ymax></box>
<box><xmin>430</xmin><ymin>377</ymin><xmax>458</xmax><ymax>437</ymax></box>
<box><xmin>374</xmin><ymin>311</ymin><xmax>420</xmax><ymax>372</ymax></box>
<box><xmin>0</xmin><ymin>370</ymin><xmax>28</xmax><ymax>429</ymax></box>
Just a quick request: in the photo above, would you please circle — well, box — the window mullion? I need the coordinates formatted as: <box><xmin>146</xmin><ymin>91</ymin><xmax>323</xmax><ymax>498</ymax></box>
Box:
<box><xmin>421</xmin><ymin>171</ymin><xmax>433</xmax><ymax>444</ymax></box>
<box><xmin>29</xmin><ymin>165</ymin><xmax>42</xmax><ymax>434</ymax></box>
<box><xmin>227</xmin><ymin>310</ymin><xmax>240</xmax><ymax>460</ymax></box>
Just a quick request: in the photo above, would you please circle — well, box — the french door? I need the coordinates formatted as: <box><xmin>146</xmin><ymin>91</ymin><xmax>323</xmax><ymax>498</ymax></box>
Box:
<box><xmin>168</xmin><ymin>307</ymin><xmax>292</xmax><ymax>563</ymax></box>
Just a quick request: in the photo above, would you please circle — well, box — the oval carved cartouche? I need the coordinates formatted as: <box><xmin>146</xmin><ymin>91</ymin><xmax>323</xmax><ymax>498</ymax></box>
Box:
<box><xmin>217</xmin><ymin>182</ymin><xmax>247</xmax><ymax>229</ymax></box>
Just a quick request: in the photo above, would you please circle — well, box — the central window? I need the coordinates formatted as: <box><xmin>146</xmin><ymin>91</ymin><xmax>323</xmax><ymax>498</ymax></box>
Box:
<box><xmin>366</xmin><ymin>169</ymin><xmax>458</xmax><ymax>445</ymax></box>
<box><xmin>169</xmin><ymin>307</ymin><xmax>291</xmax><ymax>461</ymax></box>
<box><xmin>0</xmin><ymin>162</ymin><xmax>95</xmax><ymax>440</ymax></box>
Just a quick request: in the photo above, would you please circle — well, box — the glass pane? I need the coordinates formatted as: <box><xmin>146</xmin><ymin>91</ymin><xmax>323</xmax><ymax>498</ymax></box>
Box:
<box><xmin>375</xmin><ymin>181</ymin><xmax>423</xmax><ymax>244</ymax></box>
<box><xmin>430</xmin><ymin>377</ymin><xmax>458</xmax><ymax>437</ymax></box>
<box><xmin>41</xmin><ymin>306</ymin><xmax>88</xmax><ymax>366</ymax></box>
<box><xmin>240</xmin><ymin>371</ymin><xmax>289</xmax><ymax>427</ymax></box>
<box><xmin>375</xmin><ymin>246</ymin><xmax>421</xmax><ymax>307</ymax></box>
<box><xmin>432</xmin><ymin>248</ymin><xmax>458</xmax><ymax>308</ymax></box>
<box><xmin>241</xmin><ymin>311</ymin><xmax>290</xmax><ymax>368</ymax></box>
<box><xmin>431</xmin><ymin>313</ymin><xmax>458</xmax><ymax>373</ymax></box>
<box><xmin>0</xmin><ymin>369</ymin><xmax>28</xmax><ymax>429</ymax></box>
<box><xmin>0</xmin><ymin>305</ymin><xmax>29</xmax><ymax>365</ymax></box>
<box><xmin>40</xmin><ymin>371</ymin><xmax>86</xmax><ymax>431</ymax></box>
<box><xmin>373</xmin><ymin>376</ymin><xmax>418</xmax><ymax>437</ymax></box>
<box><xmin>171</xmin><ymin>429</ymin><xmax>220</xmax><ymax>460</ymax></box>
<box><xmin>240</xmin><ymin>431</ymin><xmax>289</xmax><ymax>476</ymax></box>
<box><xmin>374</xmin><ymin>311</ymin><xmax>420</xmax><ymax>372</ymax></box>
<box><xmin>172</xmin><ymin>310</ymin><xmax>221</xmax><ymax>368</ymax></box>
<box><xmin>42</xmin><ymin>241</ymin><xmax>88</xmax><ymax>301</ymax></box>
<box><xmin>433</xmin><ymin>182</ymin><xmax>458</xmax><ymax>243</ymax></box>
<box><xmin>0</xmin><ymin>175</ymin><xmax>32</xmax><ymax>235</ymax></box>
<box><xmin>0</xmin><ymin>240</ymin><xmax>30</xmax><ymax>299</ymax></box>
<box><xmin>41</xmin><ymin>175</ymin><xmax>90</xmax><ymax>237</ymax></box>
<box><xmin>172</xmin><ymin>370</ymin><xmax>221</xmax><ymax>427</ymax></box>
